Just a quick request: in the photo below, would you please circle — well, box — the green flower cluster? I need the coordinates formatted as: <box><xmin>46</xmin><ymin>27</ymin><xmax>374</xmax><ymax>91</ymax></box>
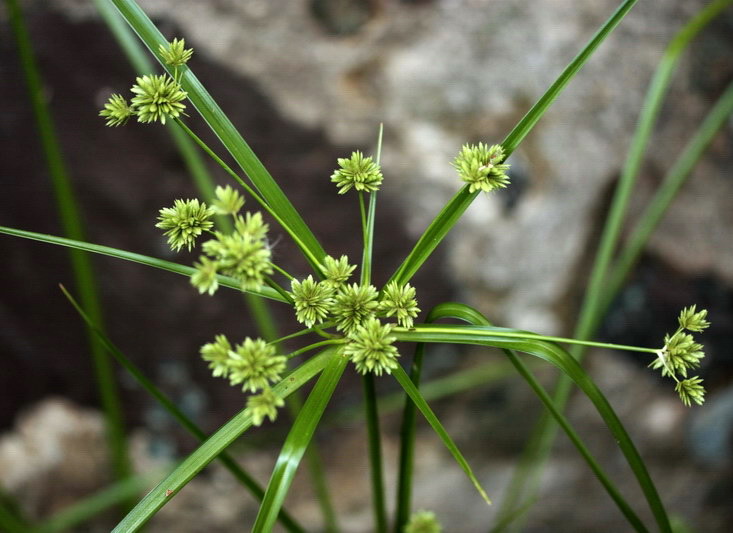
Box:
<box><xmin>290</xmin><ymin>263</ymin><xmax>420</xmax><ymax>332</ymax></box>
<box><xmin>404</xmin><ymin>510</ymin><xmax>442</xmax><ymax>533</ymax></box>
<box><xmin>331</xmin><ymin>151</ymin><xmax>384</xmax><ymax>194</ymax></box>
<box><xmin>452</xmin><ymin>142</ymin><xmax>510</xmax><ymax>193</ymax></box>
<box><xmin>156</xmin><ymin>186</ymin><xmax>273</xmax><ymax>294</ymax></box>
<box><xmin>289</xmin><ymin>261</ymin><xmax>420</xmax><ymax>376</ymax></box>
<box><xmin>650</xmin><ymin>306</ymin><xmax>710</xmax><ymax>407</ymax></box>
<box><xmin>155</xmin><ymin>198</ymin><xmax>215</xmax><ymax>252</ymax></box>
<box><xmin>99</xmin><ymin>38</ymin><xmax>192</xmax><ymax>126</ymax></box>
<box><xmin>200</xmin><ymin>334</ymin><xmax>286</xmax><ymax>425</ymax></box>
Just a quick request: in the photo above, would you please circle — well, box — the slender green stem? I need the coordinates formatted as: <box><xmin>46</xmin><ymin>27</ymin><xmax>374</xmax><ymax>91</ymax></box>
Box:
<box><xmin>60</xmin><ymin>285</ymin><xmax>306</xmax><ymax>533</ymax></box>
<box><xmin>497</xmin><ymin>2</ymin><xmax>733</xmax><ymax>527</ymax></box>
<box><xmin>265</xmin><ymin>276</ymin><xmax>294</xmax><ymax>304</ymax></box>
<box><xmin>31</xmin><ymin>473</ymin><xmax>159</xmax><ymax>533</ymax></box>
<box><xmin>271</xmin><ymin>262</ymin><xmax>295</xmax><ymax>281</ymax></box>
<box><xmin>363</xmin><ymin>373</ymin><xmax>388</xmax><ymax>533</ymax></box>
<box><xmin>394</xmin><ymin>343</ymin><xmax>425</xmax><ymax>532</ymax></box>
<box><xmin>360</xmin><ymin>125</ymin><xmax>383</xmax><ymax>286</ymax></box>
<box><xmin>92</xmin><ymin>0</ymin><xmax>216</xmax><ymax>203</ymax></box>
<box><xmin>6</xmin><ymin>0</ymin><xmax>131</xmax><ymax>491</ymax></box>
<box><xmin>388</xmin><ymin>0</ymin><xmax>639</xmax><ymax>287</ymax></box>
<box><xmin>403</xmin><ymin>325</ymin><xmax>657</xmax><ymax>355</ymax></box>
<box><xmin>175</xmin><ymin>119</ymin><xmax>325</xmax><ymax>276</ymax></box>
<box><xmin>286</xmin><ymin>340</ymin><xmax>344</xmax><ymax>361</ymax></box>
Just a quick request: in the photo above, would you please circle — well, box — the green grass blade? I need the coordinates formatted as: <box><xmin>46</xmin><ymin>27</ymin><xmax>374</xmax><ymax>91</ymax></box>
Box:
<box><xmin>394</xmin><ymin>321</ymin><xmax>670</xmax><ymax>533</ymax></box>
<box><xmin>60</xmin><ymin>285</ymin><xmax>306</xmax><ymax>533</ymax></box>
<box><xmin>0</xmin><ymin>492</ymin><xmax>29</xmax><ymax>533</ymax></box>
<box><xmin>574</xmin><ymin>0</ymin><xmax>733</xmax><ymax>350</ymax></box>
<box><xmin>91</xmin><ymin>8</ymin><xmax>336</xmax><ymax>522</ymax></box>
<box><xmin>424</xmin><ymin>303</ymin><xmax>649</xmax><ymax>533</ymax></box>
<box><xmin>112</xmin><ymin>350</ymin><xmax>332</xmax><ymax>532</ymax></box>
<box><xmin>108</xmin><ymin>0</ymin><xmax>327</xmax><ymax>271</ymax></box>
<box><xmin>363</xmin><ymin>373</ymin><xmax>388</xmax><ymax>533</ymax></box>
<box><xmin>603</xmin><ymin>78</ymin><xmax>733</xmax><ymax>312</ymax></box>
<box><xmin>92</xmin><ymin>0</ymin><xmax>218</xmax><ymax>203</ymax></box>
<box><xmin>391</xmin><ymin>364</ymin><xmax>491</xmax><ymax>505</ymax></box>
<box><xmin>252</xmin><ymin>351</ymin><xmax>347</xmax><ymax>533</ymax></box>
<box><xmin>5</xmin><ymin>0</ymin><xmax>131</xmax><ymax>488</ymax></box>
<box><xmin>499</xmin><ymin>2</ymin><xmax>732</xmax><ymax>526</ymax></box>
<box><xmin>500</xmin><ymin>0</ymin><xmax>638</xmax><ymax>153</ymax></box>
<box><xmin>31</xmin><ymin>473</ymin><xmax>157</xmax><ymax>533</ymax></box>
<box><xmin>394</xmin><ymin>342</ymin><xmax>426</xmax><ymax>532</ymax></box>
<box><xmin>0</xmin><ymin>226</ymin><xmax>287</xmax><ymax>302</ymax></box>
<box><xmin>389</xmin><ymin>0</ymin><xmax>638</xmax><ymax>286</ymax></box>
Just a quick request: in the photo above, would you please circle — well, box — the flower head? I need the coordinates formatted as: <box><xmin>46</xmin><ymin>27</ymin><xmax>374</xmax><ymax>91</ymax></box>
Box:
<box><xmin>201</xmin><ymin>231</ymin><xmax>272</xmax><ymax>291</ymax></box>
<box><xmin>678</xmin><ymin>305</ymin><xmax>710</xmax><ymax>333</ymax></box>
<box><xmin>200</xmin><ymin>334</ymin><xmax>232</xmax><ymax>378</ymax></box>
<box><xmin>405</xmin><ymin>510</ymin><xmax>442</xmax><ymax>533</ymax></box>
<box><xmin>99</xmin><ymin>93</ymin><xmax>133</xmax><ymax>127</ymax></box>
<box><xmin>233</xmin><ymin>211</ymin><xmax>268</xmax><ymax>241</ymax></box>
<box><xmin>156</xmin><ymin>198</ymin><xmax>215</xmax><ymax>252</ymax></box>
<box><xmin>344</xmin><ymin>317</ymin><xmax>399</xmax><ymax>376</ymax></box>
<box><xmin>159</xmin><ymin>38</ymin><xmax>193</xmax><ymax>68</ymax></box>
<box><xmin>247</xmin><ymin>387</ymin><xmax>285</xmax><ymax>426</ymax></box>
<box><xmin>321</xmin><ymin>255</ymin><xmax>356</xmax><ymax>287</ymax></box>
<box><xmin>332</xmin><ymin>283</ymin><xmax>379</xmax><ymax>334</ymax></box>
<box><xmin>331</xmin><ymin>151</ymin><xmax>383</xmax><ymax>194</ymax></box>
<box><xmin>212</xmin><ymin>185</ymin><xmax>245</xmax><ymax>216</ymax></box>
<box><xmin>650</xmin><ymin>332</ymin><xmax>704</xmax><ymax>378</ymax></box>
<box><xmin>675</xmin><ymin>376</ymin><xmax>706</xmax><ymax>407</ymax></box>
<box><xmin>130</xmin><ymin>74</ymin><xmax>187</xmax><ymax>124</ymax></box>
<box><xmin>227</xmin><ymin>338</ymin><xmax>287</xmax><ymax>393</ymax></box>
<box><xmin>291</xmin><ymin>275</ymin><xmax>335</xmax><ymax>327</ymax></box>
<box><xmin>452</xmin><ymin>142</ymin><xmax>510</xmax><ymax>193</ymax></box>
<box><xmin>379</xmin><ymin>281</ymin><xmax>420</xmax><ymax>328</ymax></box>
<box><xmin>190</xmin><ymin>255</ymin><xmax>220</xmax><ymax>295</ymax></box>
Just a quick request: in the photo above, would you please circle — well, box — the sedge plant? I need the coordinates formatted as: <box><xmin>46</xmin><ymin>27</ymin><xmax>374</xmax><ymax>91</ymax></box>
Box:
<box><xmin>2</xmin><ymin>0</ymin><xmax>728</xmax><ymax>531</ymax></box>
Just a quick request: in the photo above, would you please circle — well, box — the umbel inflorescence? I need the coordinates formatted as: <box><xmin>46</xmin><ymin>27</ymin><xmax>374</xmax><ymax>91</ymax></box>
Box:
<box><xmin>106</xmin><ymin>39</ymin><xmax>709</xmax><ymax>426</ymax></box>
<box><xmin>99</xmin><ymin>39</ymin><xmax>192</xmax><ymax>126</ymax></box>
<box><xmin>650</xmin><ymin>305</ymin><xmax>710</xmax><ymax>406</ymax></box>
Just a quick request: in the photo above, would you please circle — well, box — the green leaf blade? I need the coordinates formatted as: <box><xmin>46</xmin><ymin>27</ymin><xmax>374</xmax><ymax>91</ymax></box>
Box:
<box><xmin>389</xmin><ymin>0</ymin><xmax>639</xmax><ymax>287</ymax></box>
<box><xmin>395</xmin><ymin>322</ymin><xmax>670</xmax><ymax>533</ymax></box>
<box><xmin>253</xmin><ymin>351</ymin><xmax>347</xmax><ymax>532</ymax></box>
<box><xmin>111</xmin><ymin>351</ymin><xmax>332</xmax><ymax>532</ymax></box>
<box><xmin>0</xmin><ymin>226</ymin><xmax>287</xmax><ymax>302</ymax></box>
<box><xmin>109</xmin><ymin>0</ymin><xmax>327</xmax><ymax>271</ymax></box>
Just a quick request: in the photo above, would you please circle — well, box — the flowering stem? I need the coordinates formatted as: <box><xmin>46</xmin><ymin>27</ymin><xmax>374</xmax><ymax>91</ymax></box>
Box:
<box><xmin>174</xmin><ymin>119</ymin><xmax>324</xmax><ymax>276</ymax></box>
<box><xmin>403</xmin><ymin>325</ymin><xmax>659</xmax><ymax>355</ymax></box>
<box><xmin>285</xmin><ymin>340</ymin><xmax>344</xmax><ymax>361</ymax></box>
<box><xmin>363</xmin><ymin>373</ymin><xmax>388</xmax><ymax>533</ymax></box>
<box><xmin>270</xmin><ymin>262</ymin><xmax>295</xmax><ymax>281</ymax></box>
<box><xmin>265</xmin><ymin>277</ymin><xmax>293</xmax><ymax>304</ymax></box>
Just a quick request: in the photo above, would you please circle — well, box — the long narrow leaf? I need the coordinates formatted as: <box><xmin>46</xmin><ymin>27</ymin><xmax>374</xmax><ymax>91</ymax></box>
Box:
<box><xmin>392</xmin><ymin>365</ymin><xmax>491</xmax><ymax>505</ymax></box>
<box><xmin>108</xmin><ymin>0</ymin><xmax>326</xmax><ymax>271</ymax></box>
<box><xmin>61</xmin><ymin>285</ymin><xmax>305</xmax><ymax>533</ymax></box>
<box><xmin>0</xmin><ymin>226</ymin><xmax>286</xmax><ymax>302</ymax></box>
<box><xmin>252</xmin><ymin>352</ymin><xmax>347</xmax><ymax>532</ymax></box>
<box><xmin>6</xmin><ymin>0</ymin><xmax>131</xmax><ymax>486</ymax></box>
<box><xmin>112</xmin><ymin>350</ymin><xmax>333</xmax><ymax>532</ymax></box>
<box><xmin>394</xmin><ymin>323</ymin><xmax>670</xmax><ymax>533</ymax></box>
<box><xmin>389</xmin><ymin>0</ymin><xmax>638</xmax><ymax>286</ymax></box>
<box><xmin>500</xmin><ymin>2</ymin><xmax>732</xmax><ymax>526</ymax></box>
<box><xmin>424</xmin><ymin>303</ymin><xmax>648</xmax><ymax>532</ymax></box>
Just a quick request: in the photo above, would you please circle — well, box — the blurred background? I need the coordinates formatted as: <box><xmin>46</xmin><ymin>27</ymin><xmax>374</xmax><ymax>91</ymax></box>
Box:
<box><xmin>1</xmin><ymin>0</ymin><xmax>732</xmax><ymax>531</ymax></box>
